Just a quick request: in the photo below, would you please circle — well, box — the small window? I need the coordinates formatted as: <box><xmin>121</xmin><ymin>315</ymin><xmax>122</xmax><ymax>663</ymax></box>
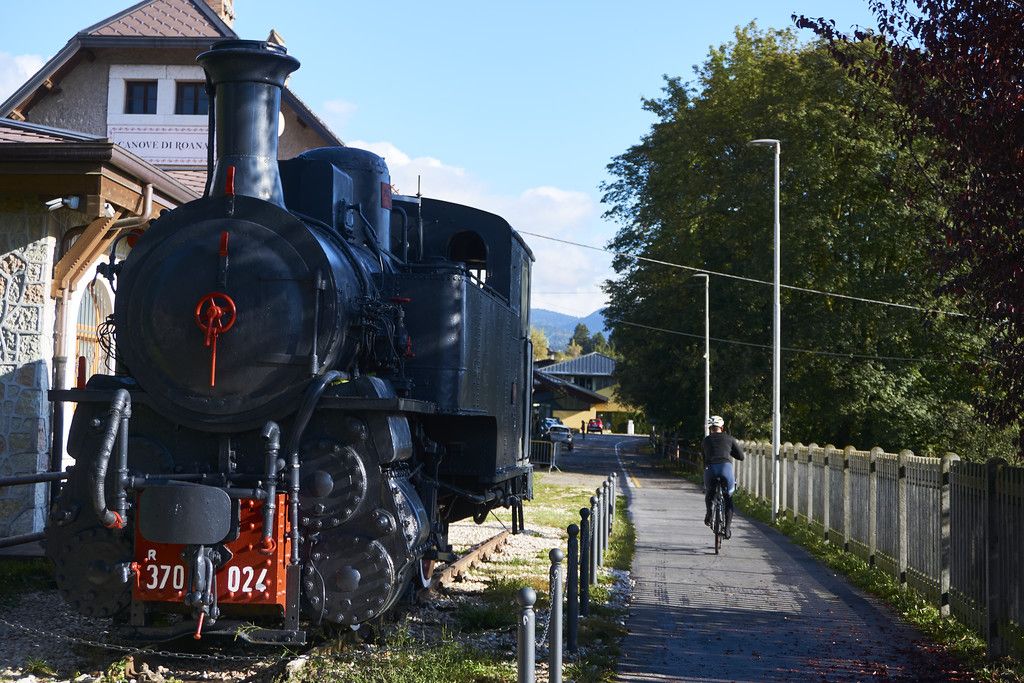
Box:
<box><xmin>448</xmin><ymin>231</ymin><xmax>488</xmax><ymax>285</ymax></box>
<box><xmin>175</xmin><ymin>82</ymin><xmax>208</xmax><ymax>115</ymax></box>
<box><xmin>125</xmin><ymin>80</ymin><xmax>158</xmax><ymax>114</ymax></box>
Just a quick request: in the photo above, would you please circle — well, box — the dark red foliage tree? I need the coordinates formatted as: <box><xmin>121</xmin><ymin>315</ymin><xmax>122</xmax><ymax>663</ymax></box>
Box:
<box><xmin>798</xmin><ymin>1</ymin><xmax>1024</xmax><ymax>451</ymax></box>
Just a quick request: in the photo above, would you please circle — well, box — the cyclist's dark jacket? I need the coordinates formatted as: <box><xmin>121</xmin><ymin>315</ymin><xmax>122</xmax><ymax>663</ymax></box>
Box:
<box><xmin>701</xmin><ymin>433</ymin><xmax>746</xmax><ymax>466</ymax></box>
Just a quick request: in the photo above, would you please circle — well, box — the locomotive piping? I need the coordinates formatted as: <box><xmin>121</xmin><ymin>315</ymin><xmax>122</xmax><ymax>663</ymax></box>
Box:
<box><xmin>286</xmin><ymin>370</ymin><xmax>344</xmax><ymax>563</ymax></box>
<box><xmin>260</xmin><ymin>421</ymin><xmax>281</xmax><ymax>546</ymax></box>
<box><xmin>90</xmin><ymin>388</ymin><xmax>131</xmax><ymax>529</ymax></box>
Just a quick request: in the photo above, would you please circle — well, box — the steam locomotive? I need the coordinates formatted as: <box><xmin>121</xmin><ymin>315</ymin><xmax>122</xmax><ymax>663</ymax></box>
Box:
<box><xmin>45</xmin><ymin>39</ymin><xmax>534</xmax><ymax>644</ymax></box>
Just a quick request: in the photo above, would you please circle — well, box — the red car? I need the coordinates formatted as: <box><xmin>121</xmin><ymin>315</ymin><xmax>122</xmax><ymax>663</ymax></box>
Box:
<box><xmin>587</xmin><ymin>418</ymin><xmax>603</xmax><ymax>434</ymax></box>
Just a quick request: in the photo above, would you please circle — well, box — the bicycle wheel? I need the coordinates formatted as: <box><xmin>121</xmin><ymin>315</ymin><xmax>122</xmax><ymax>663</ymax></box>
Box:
<box><xmin>712</xmin><ymin>488</ymin><xmax>724</xmax><ymax>554</ymax></box>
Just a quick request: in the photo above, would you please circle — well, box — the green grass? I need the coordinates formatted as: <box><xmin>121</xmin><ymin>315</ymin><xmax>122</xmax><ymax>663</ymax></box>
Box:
<box><xmin>653</xmin><ymin>456</ymin><xmax>1023</xmax><ymax>681</ymax></box>
<box><xmin>605</xmin><ymin>496</ymin><xmax>634</xmax><ymax>571</ymax></box>
<box><xmin>287</xmin><ymin>471</ymin><xmax>636</xmax><ymax>682</ymax></box>
<box><xmin>0</xmin><ymin>558</ymin><xmax>55</xmax><ymax>605</ymax></box>
<box><xmin>291</xmin><ymin>628</ymin><xmax>515</xmax><ymax>683</ymax></box>
<box><xmin>23</xmin><ymin>657</ymin><xmax>56</xmax><ymax>677</ymax></box>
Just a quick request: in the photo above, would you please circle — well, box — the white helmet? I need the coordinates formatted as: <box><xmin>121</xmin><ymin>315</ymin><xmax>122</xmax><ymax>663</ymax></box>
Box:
<box><xmin>707</xmin><ymin>415</ymin><xmax>725</xmax><ymax>428</ymax></box>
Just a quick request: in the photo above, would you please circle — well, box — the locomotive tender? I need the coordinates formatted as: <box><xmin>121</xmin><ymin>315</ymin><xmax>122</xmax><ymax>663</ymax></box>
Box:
<box><xmin>46</xmin><ymin>39</ymin><xmax>534</xmax><ymax>644</ymax></box>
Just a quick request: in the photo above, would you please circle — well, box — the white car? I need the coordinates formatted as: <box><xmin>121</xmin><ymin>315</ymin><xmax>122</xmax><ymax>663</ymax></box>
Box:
<box><xmin>546</xmin><ymin>425</ymin><xmax>574</xmax><ymax>451</ymax></box>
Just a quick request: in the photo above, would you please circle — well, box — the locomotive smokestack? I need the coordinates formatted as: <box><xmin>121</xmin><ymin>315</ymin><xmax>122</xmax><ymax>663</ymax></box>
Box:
<box><xmin>198</xmin><ymin>40</ymin><xmax>299</xmax><ymax>206</ymax></box>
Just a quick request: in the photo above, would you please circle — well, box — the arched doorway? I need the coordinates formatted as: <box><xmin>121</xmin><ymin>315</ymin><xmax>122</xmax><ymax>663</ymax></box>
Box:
<box><xmin>75</xmin><ymin>280</ymin><xmax>113</xmax><ymax>377</ymax></box>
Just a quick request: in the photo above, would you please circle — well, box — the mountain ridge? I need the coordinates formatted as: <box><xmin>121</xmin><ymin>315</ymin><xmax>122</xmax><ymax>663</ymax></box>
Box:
<box><xmin>530</xmin><ymin>308</ymin><xmax>608</xmax><ymax>351</ymax></box>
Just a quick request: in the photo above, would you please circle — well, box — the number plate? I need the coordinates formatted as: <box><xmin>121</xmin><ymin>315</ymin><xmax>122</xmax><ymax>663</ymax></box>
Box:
<box><xmin>132</xmin><ymin>494</ymin><xmax>288</xmax><ymax>607</ymax></box>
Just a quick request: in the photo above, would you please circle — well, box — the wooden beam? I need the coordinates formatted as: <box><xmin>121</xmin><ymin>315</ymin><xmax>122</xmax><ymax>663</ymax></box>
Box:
<box><xmin>51</xmin><ymin>211</ymin><xmax>122</xmax><ymax>298</ymax></box>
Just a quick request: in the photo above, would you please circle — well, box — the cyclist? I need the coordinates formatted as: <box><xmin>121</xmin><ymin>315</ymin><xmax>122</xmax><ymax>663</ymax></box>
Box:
<box><xmin>701</xmin><ymin>415</ymin><xmax>745</xmax><ymax>539</ymax></box>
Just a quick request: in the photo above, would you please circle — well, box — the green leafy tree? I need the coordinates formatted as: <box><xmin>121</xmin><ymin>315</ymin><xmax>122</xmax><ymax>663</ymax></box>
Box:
<box><xmin>529</xmin><ymin>327</ymin><xmax>549</xmax><ymax>361</ymax></box>
<box><xmin>601</xmin><ymin>24</ymin><xmax>1000</xmax><ymax>457</ymax></box>
<box><xmin>591</xmin><ymin>331</ymin><xmax>612</xmax><ymax>356</ymax></box>
<box><xmin>570</xmin><ymin>323</ymin><xmax>593</xmax><ymax>354</ymax></box>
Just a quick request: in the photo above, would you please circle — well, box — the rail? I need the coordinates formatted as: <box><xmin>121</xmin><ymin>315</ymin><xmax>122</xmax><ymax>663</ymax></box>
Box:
<box><xmin>735</xmin><ymin>440</ymin><xmax>1024</xmax><ymax>659</ymax></box>
<box><xmin>0</xmin><ymin>469</ymin><xmax>69</xmax><ymax>549</ymax></box>
<box><xmin>431</xmin><ymin>530</ymin><xmax>511</xmax><ymax>590</ymax></box>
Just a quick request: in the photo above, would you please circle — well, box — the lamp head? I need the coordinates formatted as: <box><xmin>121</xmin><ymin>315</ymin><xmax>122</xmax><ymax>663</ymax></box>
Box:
<box><xmin>748</xmin><ymin>138</ymin><xmax>780</xmax><ymax>147</ymax></box>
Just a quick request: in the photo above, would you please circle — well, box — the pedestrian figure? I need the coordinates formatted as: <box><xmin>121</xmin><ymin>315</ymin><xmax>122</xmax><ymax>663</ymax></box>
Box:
<box><xmin>581</xmin><ymin>419</ymin><xmax>586</xmax><ymax>439</ymax></box>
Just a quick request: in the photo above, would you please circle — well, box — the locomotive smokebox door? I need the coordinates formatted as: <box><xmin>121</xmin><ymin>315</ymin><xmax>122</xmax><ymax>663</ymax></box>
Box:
<box><xmin>139</xmin><ymin>484</ymin><xmax>232</xmax><ymax>545</ymax></box>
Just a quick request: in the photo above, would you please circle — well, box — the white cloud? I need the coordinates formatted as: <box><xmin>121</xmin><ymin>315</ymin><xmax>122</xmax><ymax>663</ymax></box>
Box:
<box><xmin>321</xmin><ymin>99</ymin><xmax>358</xmax><ymax>136</ymax></box>
<box><xmin>0</xmin><ymin>52</ymin><xmax>45</xmax><ymax>104</ymax></box>
<box><xmin>349</xmin><ymin>139</ymin><xmax>613</xmax><ymax>318</ymax></box>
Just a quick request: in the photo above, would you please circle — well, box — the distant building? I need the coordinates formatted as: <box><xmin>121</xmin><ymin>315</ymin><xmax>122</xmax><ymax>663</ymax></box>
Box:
<box><xmin>532</xmin><ymin>352</ymin><xmax>632</xmax><ymax>432</ymax></box>
<box><xmin>0</xmin><ymin>0</ymin><xmax>341</xmax><ymax>539</ymax></box>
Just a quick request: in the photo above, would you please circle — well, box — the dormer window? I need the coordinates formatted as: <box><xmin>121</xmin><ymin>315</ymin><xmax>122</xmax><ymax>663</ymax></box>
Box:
<box><xmin>175</xmin><ymin>82</ymin><xmax>208</xmax><ymax>115</ymax></box>
<box><xmin>124</xmin><ymin>80</ymin><xmax>158</xmax><ymax>114</ymax></box>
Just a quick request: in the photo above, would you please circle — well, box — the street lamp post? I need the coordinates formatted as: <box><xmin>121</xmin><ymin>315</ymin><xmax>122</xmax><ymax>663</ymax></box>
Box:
<box><xmin>692</xmin><ymin>273</ymin><xmax>710</xmax><ymax>437</ymax></box>
<box><xmin>749</xmin><ymin>138</ymin><xmax>781</xmax><ymax>524</ymax></box>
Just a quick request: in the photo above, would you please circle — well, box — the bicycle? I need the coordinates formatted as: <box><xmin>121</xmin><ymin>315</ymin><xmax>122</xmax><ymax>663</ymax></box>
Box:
<box><xmin>709</xmin><ymin>476</ymin><xmax>728</xmax><ymax>554</ymax></box>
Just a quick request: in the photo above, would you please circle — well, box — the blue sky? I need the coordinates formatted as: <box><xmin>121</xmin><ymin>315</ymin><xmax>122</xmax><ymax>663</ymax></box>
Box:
<box><xmin>1</xmin><ymin>1</ymin><xmax>876</xmax><ymax>318</ymax></box>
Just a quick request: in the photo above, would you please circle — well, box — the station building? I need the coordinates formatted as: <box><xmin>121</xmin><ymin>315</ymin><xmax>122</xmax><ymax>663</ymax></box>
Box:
<box><xmin>532</xmin><ymin>352</ymin><xmax>634</xmax><ymax>433</ymax></box>
<box><xmin>0</xmin><ymin>0</ymin><xmax>341</xmax><ymax>538</ymax></box>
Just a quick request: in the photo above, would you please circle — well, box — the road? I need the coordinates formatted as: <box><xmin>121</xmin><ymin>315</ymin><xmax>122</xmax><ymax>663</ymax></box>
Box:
<box><xmin>558</xmin><ymin>433</ymin><xmax>954</xmax><ymax>682</ymax></box>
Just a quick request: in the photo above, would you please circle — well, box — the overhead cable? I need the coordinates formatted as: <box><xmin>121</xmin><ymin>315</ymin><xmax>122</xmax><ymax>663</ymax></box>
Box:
<box><xmin>519</xmin><ymin>229</ymin><xmax>969</xmax><ymax>318</ymax></box>
<box><xmin>606</xmin><ymin>317</ymin><xmax>971</xmax><ymax>365</ymax></box>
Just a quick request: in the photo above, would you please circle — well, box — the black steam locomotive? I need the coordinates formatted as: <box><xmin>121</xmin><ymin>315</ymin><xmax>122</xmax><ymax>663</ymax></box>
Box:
<box><xmin>46</xmin><ymin>39</ymin><xmax>534</xmax><ymax>644</ymax></box>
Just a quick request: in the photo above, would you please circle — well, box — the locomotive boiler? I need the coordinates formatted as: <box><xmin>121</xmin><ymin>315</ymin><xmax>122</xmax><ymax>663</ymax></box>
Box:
<box><xmin>45</xmin><ymin>39</ymin><xmax>534</xmax><ymax>644</ymax></box>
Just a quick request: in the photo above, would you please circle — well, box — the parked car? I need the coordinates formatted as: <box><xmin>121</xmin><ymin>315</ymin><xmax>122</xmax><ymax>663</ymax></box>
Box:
<box><xmin>537</xmin><ymin>417</ymin><xmax>562</xmax><ymax>437</ymax></box>
<box><xmin>587</xmin><ymin>418</ymin><xmax>603</xmax><ymax>434</ymax></box>
<box><xmin>547</xmin><ymin>425</ymin><xmax>574</xmax><ymax>451</ymax></box>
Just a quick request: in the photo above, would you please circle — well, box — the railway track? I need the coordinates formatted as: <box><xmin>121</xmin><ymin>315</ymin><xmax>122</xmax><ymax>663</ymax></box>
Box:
<box><xmin>430</xmin><ymin>530</ymin><xmax>511</xmax><ymax>590</ymax></box>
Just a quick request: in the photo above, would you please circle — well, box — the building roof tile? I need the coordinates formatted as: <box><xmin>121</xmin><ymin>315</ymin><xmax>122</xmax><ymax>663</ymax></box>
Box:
<box><xmin>165</xmin><ymin>169</ymin><xmax>207</xmax><ymax>194</ymax></box>
<box><xmin>0</xmin><ymin>119</ymin><xmax>103</xmax><ymax>143</ymax></box>
<box><xmin>542</xmin><ymin>352</ymin><xmax>616</xmax><ymax>377</ymax></box>
<box><xmin>85</xmin><ymin>0</ymin><xmax>231</xmax><ymax>39</ymax></box>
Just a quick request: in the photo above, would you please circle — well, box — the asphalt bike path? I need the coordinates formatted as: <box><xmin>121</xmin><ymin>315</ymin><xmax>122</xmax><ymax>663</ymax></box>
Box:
<box><xmin>561</xmin><ymin>434</ymin><xmax>950</xmax><ymax>682</ymax></box>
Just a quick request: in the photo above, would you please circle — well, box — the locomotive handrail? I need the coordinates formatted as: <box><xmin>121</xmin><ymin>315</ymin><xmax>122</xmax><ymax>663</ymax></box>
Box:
<box><xmin>0</xmin><ymin>470</ymin><xmax>69</xmax><ymax>488</ymax></box>
<box><xmin>0</xmin><ymin>470</ymin><xmax>70</xmax><ymax>548</ymax></box>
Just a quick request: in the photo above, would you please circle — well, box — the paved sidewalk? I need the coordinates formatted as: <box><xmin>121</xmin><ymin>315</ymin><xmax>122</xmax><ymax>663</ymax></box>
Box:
<box><xmin>615</xmin><ymin>448</ymin><xmax>950</xmax><ymax>682</ymax></box>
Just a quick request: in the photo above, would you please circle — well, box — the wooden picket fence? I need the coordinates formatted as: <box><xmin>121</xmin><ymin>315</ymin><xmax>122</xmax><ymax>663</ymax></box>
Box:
<box><xmin>736</xmin><ymin>441</ymin><xmax>1024</xmax><ymax>659</ymax></box>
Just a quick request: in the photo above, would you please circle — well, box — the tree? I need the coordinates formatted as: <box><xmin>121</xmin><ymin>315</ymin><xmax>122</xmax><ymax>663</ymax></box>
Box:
<box><xmin>529</xmin><ymin>327</ymin><xmax>549</xmax><ymax>361</ymax></box>
<box><xmin>601</xmin><ymin>24</ymin><xmax>1000</xmax><ymax>456</ymax></box>
<box><xmin>570</xmin><ymin>323</ymin><xmax>593</xmax><ymax>354</ymax></box>
<box><xmin>797</xmin><ymin>1</ymin><xmax>1024</xmax><ymax>454</ymax></box>
<box><xmin>566</xmin><ymin>340</ymin><xmax>583</xmax><ymax>358</ymax></box>
<box><xmin>591</xmin><ymin>331</ymin><xmax>612</xmax><ymax>355</ymax></box>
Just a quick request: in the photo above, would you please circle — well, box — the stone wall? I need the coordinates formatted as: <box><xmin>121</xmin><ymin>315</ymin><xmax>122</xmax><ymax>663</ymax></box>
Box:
<box><xmin>0</xmin><ymin>196</ymin><xmax>56</xmax><ymax>536</ymax></box>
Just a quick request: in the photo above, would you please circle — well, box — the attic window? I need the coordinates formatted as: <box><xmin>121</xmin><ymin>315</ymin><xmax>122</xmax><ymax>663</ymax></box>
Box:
<box><xmin>448</xmin><ymin>231</ymin><xmax>488</xmax><ymax>285</ymax></box>
<box><xmin>175</xmin><ymin>82</ymin><xmax>208</xmax><ymax>115</ymax></box>
<box><xmin>125</xmin><ymin>81</ymin><xmax>157</xmax><ymax>114</ymax></box>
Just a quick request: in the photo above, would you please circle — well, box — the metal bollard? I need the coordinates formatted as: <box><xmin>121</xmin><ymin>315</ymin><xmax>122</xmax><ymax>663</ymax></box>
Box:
<box><xmin>566</xmin><ymin>524</ymin><xmax>579</xmax><ymax>652</ymax></box>
<box><xmin>579</xmin><ymin>508</ymin><xmax>591</xmax><ymax>615</ymax></box>
<box><xmin>598</xmin><ymin>483</ymin><xmax>606</xmax><ymax>557</ymax></box>
<box><xmin>549</xmin><ymin>548</ymin><xmax>564</xmax><ymax>683</ymax></box>
<box><xmin>517</xmin><ymin>587</ymin><xmax>536</xmax><ymax>683</ymax></box>
<box><xmin>609</xmin><ymin>474</ymin><xmax>616</xmax><ymax>533</ymax></box>
<box><xmin>590</xmin><ymin>495</ymin><xmax>600</xmax><ymax>583</ymax></box>
<box><xmin>595</xmin><ymin>488</ymin><xmax>604</xmax><ymax>567</ymax></box>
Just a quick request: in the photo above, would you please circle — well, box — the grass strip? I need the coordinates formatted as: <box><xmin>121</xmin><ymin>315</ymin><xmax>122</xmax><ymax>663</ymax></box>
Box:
<box><xmin>289</xmin><ymin>472</ymin><xmax>635</xmax><ymax>682</ymax></box>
